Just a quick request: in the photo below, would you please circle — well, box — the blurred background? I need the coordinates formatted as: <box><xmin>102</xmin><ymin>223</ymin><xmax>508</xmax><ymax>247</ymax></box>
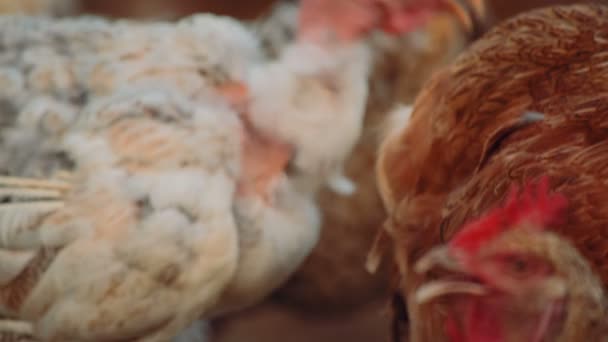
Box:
<box><xmin>80</xmin><ymin>0</ymin><xmax>605</xmax><ymax>21</ymax></box>
<box><xmin>0</xmin><ymin>0</ymin><xmax>592</xmax><ymax>20</ymax></box>
<box><xmin>74</xmin><ymin>0</ymin><xmax>597</xmax><ymax>21</ymax></box>
<box><xmin>0</xmin><ymin>0</ymin><xmax>598</xmax><ymax>341</ymax></box>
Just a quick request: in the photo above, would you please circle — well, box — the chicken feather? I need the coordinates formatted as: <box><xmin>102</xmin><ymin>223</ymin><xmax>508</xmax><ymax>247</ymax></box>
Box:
<box><xmin>245</xmin><ymin>39</ymin><xmax>371</xmax><ymax>195</ymax></box>
<box><xmin>0</xmin><ymin>95</ymin><xmax>243</xmax><ymax>341</ymax></box>
<box><xmin>377</xmin><ymin>3</ymin><xmax>608</xmax><ymax>341</ymax></box>
<box><xmin>247</xmin><ymin>0</ymin><xmax>480</xmax><ymax>316</ymax></box>
<box><xmin>0</xmin><ymin>11</ymin><xmax>320</xmax><ymax>341</ymax></box>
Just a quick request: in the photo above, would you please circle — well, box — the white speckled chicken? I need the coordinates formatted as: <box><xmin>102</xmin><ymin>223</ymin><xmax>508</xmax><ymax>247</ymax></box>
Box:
<box><xmin>0</xmin><ymin>0</ymin><xmax>444</xmax><ymax>340</ymax></box>
<box><xmin>0</xmin><ymin>14</ymin><xmax>264</xmax><ymax>342</ymax></box>
<box><xmin>242</xmin><ymin>0</ymin><xmax>485</xmax><ymax>314</ymax></box>
<box><xmin>232</xmin><ymin>0</ymin><xmax>483</xmax><ymax>196</ymax></box>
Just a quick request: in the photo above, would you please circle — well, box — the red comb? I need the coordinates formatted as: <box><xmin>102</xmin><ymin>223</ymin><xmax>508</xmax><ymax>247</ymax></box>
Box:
<box><xmin>449</xmin><ymin>176</ymin><xmax>568</xmax><ymax>254</ymax></box>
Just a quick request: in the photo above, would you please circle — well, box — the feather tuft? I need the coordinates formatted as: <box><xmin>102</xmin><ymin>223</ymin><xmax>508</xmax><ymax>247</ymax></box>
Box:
<box><xmin>449</xmin><ymin>176</ymin><xmax>568</xmax><ymax>253</ymax></box>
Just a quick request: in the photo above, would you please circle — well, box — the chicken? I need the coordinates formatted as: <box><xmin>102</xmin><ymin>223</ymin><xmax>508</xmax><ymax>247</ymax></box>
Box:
<box><xmin>246</xmin><ymin>37</ymin><xmax>368</xmax><ymax>195</ymax></box>
<box><xmin>414</xmin><ymin>178</ymin><xmax>608</xmax><ymax>341</ymax></box>
<box><xmin>0</xmin><ymin>0</ymin><xmax>453</xmax><ymax>340</ymax></box>
<box><xmin>0</xmin><ymin>9</ymin><xmax>296</xmax><ymax>342</ymax></box>
<box><xmin>250</xmin><ymin>0</ymin><xmax>480</xmax><ymax>314</ymax></box>
<box><xmin>226</xmin><ymin>0</ymin><xmax>481</xmax><ymax>197</ymax></box>
<box><xmin>375</xmin><ymin>3</ymin><xmax>608</xmax><ymax>341</ymax></box>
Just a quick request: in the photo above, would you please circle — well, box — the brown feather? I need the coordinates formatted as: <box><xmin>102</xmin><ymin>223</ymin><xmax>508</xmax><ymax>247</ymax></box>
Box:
<box><xmin>378</xmin><ymin>3</ymin><xmax>608</xmax><ymax>340</ymax></box>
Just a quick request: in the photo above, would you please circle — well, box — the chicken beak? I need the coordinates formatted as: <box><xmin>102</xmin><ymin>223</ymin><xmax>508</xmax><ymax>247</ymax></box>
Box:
<box><xmin>463</xmin><ymin>0</ymin><xmax>487</xmax><ymax>23</ymax></box>
<box><xmin>414</xmin><ymin>245</ymin><xmax>463</xmax><ymax>274</ymax></box>
<box><xmin>441</xmin><ymin>0</ymin><xmax>489</xmax><ymax>37</ymax></box>
<box><xmin>442</xmin><ymin>0</ymin><xmax>473</xmax><ymax>32</ymax></box>
<box><xmin>414</xmin><ymin>246</ymin><xmax>488</xmax><ymax>304</ymax></box>
<box><xmin>415</xmin><ymin>279</ymin><xmax>488</xmax><ymax>304</ymax></box>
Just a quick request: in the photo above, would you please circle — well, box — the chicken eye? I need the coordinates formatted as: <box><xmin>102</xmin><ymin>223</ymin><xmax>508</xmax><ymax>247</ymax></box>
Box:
<box><xmin>495</xmin><ymin>254</ymin><xmax>548</xmax><ymax>279</ymax></box>
<box><xmin>509</xmin><ymin>258</ymin><xmax>529</xmax><ymax>274</ymax></box>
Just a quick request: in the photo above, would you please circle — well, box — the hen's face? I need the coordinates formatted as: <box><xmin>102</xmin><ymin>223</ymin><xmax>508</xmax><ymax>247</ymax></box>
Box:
<box><xmin>414</xmin><ymin>228</ymin><xmax>569</xmax><ymax>342</ymax></box>
<box><xmin>297</xmin><ymin>0</ymin><xmax>480</xmax><ymax>43</ymax></box>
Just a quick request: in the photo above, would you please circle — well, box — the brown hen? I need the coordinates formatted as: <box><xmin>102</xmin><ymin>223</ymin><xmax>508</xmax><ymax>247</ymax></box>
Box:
<box><xmin>377</xmin><ymin>3</ymin><xmax>608</xmax><ymax>341</ymax></box>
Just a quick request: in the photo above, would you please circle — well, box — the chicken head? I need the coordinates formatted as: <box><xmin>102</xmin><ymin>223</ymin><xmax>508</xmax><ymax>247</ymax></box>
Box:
<box><xmin>414</xmin><ymin>178</ymin><xmax>607</xmax><ymax>341</ymax></box>
<box><xmin>218</xmin><ymin>0</ymin><xmax>488</xmax><ymax>202</ymax></box>
<box><xmin>298</xmin><ymin>0</ymin><xmax>486</xmax><ymax>43</ymax></box>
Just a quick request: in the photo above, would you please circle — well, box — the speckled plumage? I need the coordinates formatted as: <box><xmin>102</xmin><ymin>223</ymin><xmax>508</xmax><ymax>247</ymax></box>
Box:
<box><xmin>0</xmin><ymin>12</ymin><xmax>324</xmax><ymax>341</ymax></box>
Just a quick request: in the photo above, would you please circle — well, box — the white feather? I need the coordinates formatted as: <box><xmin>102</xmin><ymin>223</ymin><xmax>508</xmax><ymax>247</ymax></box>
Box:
<box><xmin>0</xmin><ymin>7</ymin><xmax>329</xmax><ymax>341</ymax></box>
<box><xmin>246</xmin><ymin>40</ymin><xmax>372</xmax><ymax>195</ymax></box>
